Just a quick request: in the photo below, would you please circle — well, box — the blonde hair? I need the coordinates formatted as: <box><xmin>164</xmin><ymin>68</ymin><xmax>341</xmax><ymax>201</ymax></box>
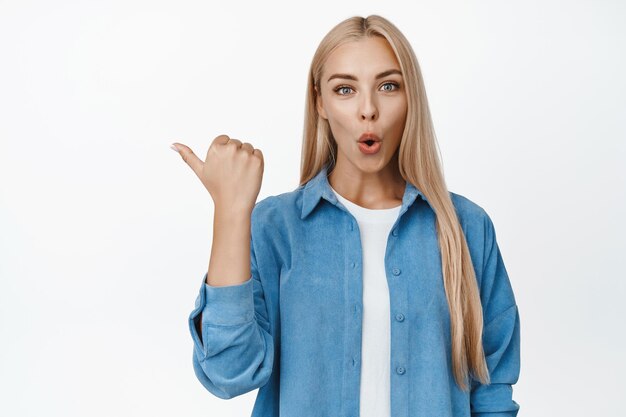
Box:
<box><xmin>299</xmin><ymin>14</ymin><xmax>490</xmax><ymax>391</ymax></box>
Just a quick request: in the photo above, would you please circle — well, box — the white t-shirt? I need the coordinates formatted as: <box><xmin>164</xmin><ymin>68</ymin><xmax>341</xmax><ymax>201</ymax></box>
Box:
<box><xmin>330</xmin><ymin>185</ymin><xmax>402</xmax><ymax>417</ymax></box>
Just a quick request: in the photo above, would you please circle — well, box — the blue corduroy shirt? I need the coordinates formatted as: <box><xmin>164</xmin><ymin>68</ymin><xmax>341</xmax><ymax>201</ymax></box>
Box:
<box><xmin>188</xmin><ymin>163</ymin><xmax>521</xmax><ymax>417</ymax></box>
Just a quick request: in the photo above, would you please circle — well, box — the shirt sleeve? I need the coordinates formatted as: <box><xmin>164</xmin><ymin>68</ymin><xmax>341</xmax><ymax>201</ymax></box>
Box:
<box><xmin>470</xmin><ymin>213</ymin><xmax>521</xmax><ymax>417</ymax></box>
<box><xmin>187</xmin><ymin>221</ymin><xmax>275</xmax><ymax>400</ymax></box>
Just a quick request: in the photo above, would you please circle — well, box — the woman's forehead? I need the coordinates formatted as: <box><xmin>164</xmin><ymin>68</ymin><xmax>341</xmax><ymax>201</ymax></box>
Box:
<box><xmin>323</xmin><ymin>38</ymin><xmax>400</xmax><ymax>80</ymax></box>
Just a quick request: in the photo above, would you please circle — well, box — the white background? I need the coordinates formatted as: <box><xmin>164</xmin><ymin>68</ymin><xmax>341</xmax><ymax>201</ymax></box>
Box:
<box><xmin>1</xmin><ymin>0</ymin><xmax>624</xmax><ymax>416</ymax></box>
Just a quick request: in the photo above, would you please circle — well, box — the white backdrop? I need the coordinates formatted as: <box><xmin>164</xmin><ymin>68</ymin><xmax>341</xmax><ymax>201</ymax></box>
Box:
<box><xmin>1</xmin><ymin>0</ymin><xmax>625</xmax><ymax>416</ymax></box>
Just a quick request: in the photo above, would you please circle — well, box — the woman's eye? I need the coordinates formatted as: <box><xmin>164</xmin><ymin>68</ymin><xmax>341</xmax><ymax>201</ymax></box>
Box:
<box><xmin>382</xmin><ymin>82</ymin><xmax>399</xmax><ymax>92</ymax></box>
<box><xmin>334</xmin><ymin>86</ymin><xmax>353</xmax><ymax>95</ymax></box>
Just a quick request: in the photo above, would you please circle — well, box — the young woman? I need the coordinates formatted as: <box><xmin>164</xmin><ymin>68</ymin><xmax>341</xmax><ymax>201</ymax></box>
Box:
<box><xmin>172</xmin><ymin>14</ymin><xmax>521</xmax><ymax>417</ymax></box>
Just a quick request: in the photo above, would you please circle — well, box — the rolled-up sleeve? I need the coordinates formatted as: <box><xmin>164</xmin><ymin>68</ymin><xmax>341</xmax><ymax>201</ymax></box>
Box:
<box><xmin>470</xmin><ymin>213</ymin><xmax>521</xmax><ymax>417</ymax></box>
<box><xmin>188</xmin><ymin>230</ymin><xmax>274</xmax><ymax>400</ymax></box>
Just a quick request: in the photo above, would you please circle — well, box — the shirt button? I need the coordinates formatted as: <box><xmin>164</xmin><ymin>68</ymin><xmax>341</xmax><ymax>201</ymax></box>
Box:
<box><xmin>349</xmin><ymin>222</ymin><xmax>354</xmax><ymax>231</ymax></box>
<box><xmin>351</xmin><ymin>262</ymin><xmax>356</xmax><ymax>269</ymax></box>
<box><xmin>395</xmin><ymin>313</ymin><xmax>405</xmax><ymax>322</ymax></box>
<box><xmin>396</xmin><ymin>366</ymin><xmax>406</xmax><ymax>375</ymax></box>
<box><xmin>392</xmin><ymin>267</ymin><xmax>401</xmax><ymax>276</ymax></box>
<box><xmin>392</xmin><ymin>229</ymin><xmax>398</xmax><ymax>236</ymax></box>
<box><xmin>352</xmin><ymin>357</ymin><xmax>357</xmax><ymax>367</ymax></box>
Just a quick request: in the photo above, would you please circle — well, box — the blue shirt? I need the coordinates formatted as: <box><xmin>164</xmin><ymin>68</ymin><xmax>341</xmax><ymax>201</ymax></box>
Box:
<box><xmin>188</xmin><ymin>162</ymin><xmax>521</xmax><ymax>417</ymax></box>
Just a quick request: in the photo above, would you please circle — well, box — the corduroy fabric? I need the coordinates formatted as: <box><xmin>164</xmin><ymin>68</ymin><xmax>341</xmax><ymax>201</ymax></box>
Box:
<box><xmin>188</xmin><ymin>163</ymin><xmax>521</xmax><ymax>417</ymax></box>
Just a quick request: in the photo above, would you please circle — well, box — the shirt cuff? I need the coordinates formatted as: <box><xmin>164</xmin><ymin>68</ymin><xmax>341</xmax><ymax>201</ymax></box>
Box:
<box><xmin>201</xmin><ymin>272</ymin><xmax>255</xmax><ymax>327</ymax></box>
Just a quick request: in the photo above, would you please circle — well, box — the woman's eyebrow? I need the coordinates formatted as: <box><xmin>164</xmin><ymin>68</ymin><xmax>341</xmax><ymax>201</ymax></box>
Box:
<box><xmin>327</xmin><ymin>69</ymin><xmax>402</xmax><ymax>82</ymax></box>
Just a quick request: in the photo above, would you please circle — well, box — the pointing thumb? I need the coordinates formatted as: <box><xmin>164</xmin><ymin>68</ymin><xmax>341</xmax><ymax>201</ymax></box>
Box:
<box><xmin>170</xmin><ymin>142</ymin><xmax>204</xmax><ymax>180</ymax></box>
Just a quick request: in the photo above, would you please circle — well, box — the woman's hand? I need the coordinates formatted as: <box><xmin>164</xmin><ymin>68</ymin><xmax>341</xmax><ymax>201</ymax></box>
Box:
<box><xmin>172</xmin><ymin>134</ymin><xmax>264</xmax><ymax>213</ymax></box>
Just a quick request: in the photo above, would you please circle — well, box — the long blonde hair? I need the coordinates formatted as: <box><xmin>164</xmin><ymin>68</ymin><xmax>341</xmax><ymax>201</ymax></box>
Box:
<box><xmin>299</xmin><ymin>14</ymin><xmax>490</xmax><ymax>391</ymax></box>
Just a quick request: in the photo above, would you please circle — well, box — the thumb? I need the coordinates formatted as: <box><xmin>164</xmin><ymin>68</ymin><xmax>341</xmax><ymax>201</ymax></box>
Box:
<box><xmin>171</xmin><ymin>142</ymin><xmax>204</xmax><ymax>179</ymax></box>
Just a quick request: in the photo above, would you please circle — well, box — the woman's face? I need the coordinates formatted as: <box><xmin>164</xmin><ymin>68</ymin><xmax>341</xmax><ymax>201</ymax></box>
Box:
<box><xmin>316</xmin><ymin>36</ymin><xmax>407</xmax><ymax>174</ymax></box>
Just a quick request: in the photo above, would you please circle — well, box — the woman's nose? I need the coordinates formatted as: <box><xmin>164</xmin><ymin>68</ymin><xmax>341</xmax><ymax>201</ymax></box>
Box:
<box><xmin>361</xmin><ymin>110</ymin><xmax>377</xmax><ymax>120</ymax></box>
<box><xmin>360</xmin><ymin>98</ymin><xmax>378</xmax><ymax>120</ymax></box>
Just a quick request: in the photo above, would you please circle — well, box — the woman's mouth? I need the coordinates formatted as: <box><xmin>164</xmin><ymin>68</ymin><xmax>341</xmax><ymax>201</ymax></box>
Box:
<box><xmin>358</xmin><ymin>139</ymin><xmax>382</xmax><ymax>154</ymax></box>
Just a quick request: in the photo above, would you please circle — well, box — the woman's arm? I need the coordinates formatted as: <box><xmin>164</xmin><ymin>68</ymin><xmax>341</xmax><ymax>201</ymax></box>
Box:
<box><xmin>470</xmin><ymin>213</ymin><xmax>521</xmax><ymax>417</ymax></box>
<box><xmin>188</xmin><ymin>203</ymin><xmax>275</xmax><ymax>399</ymax></box>
<box><xmin>195</xmin><ymin>206</ymin><xmax>254</xmax><ymax>330</ymax></box>
<box><xmin>174</xmin><ymin>135</ymin><xmax>273</xmax><ymax>398</ymax></box>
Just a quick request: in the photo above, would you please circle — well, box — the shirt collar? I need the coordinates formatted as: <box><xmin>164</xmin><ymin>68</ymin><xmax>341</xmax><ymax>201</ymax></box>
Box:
<box><xmin>300</xmin><ymin>162</ymin><xmax>431</xmax><ymax>220</ymax></box>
